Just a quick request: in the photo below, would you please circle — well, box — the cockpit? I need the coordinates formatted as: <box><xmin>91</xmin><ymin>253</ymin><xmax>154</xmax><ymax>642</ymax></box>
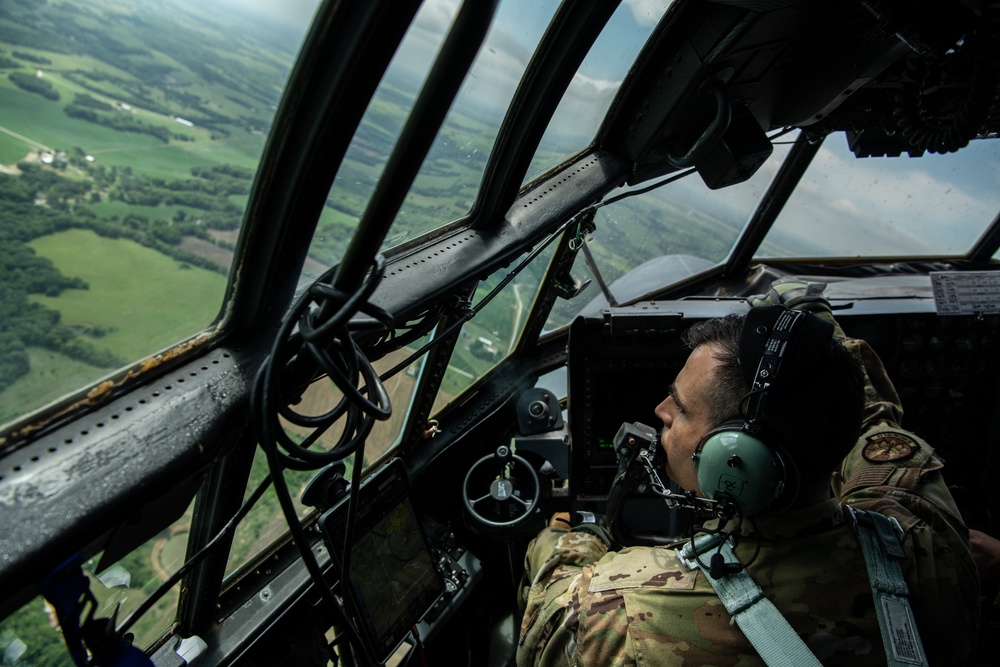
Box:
<box><xmin>0</xmin><ymin>0</ymin><xmax>998</xmax><ymax>664</ymax></box>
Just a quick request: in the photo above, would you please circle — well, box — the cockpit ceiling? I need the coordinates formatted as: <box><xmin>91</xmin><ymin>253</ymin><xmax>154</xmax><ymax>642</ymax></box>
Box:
<box><xmin>600</xmin><ymin>0</ymin><xmax>999</xmax><ymax>186</ymax></box>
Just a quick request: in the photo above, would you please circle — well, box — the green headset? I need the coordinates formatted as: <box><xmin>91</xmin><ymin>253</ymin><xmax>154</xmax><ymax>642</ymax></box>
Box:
<box><xmin>692</xmin><ymin>306</ymin><xmax>833</xmax><ymax>517</ymax></box>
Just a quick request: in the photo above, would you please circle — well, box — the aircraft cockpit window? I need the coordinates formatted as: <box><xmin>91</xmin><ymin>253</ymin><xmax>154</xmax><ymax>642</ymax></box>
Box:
<box><xmin>758</xmin><ymin>133</ymin><xmax>1000</xmax><ymax>259</ymax></box>
<box><xmin>431</xmin><ymin>244</ymin><xmax>556</xmax><ymax>415</ymax></box>
<box><xmin>0</xmin><ymin>495</ymin><xmax>197</xmax><ymax>661</ymax></box>
<box><xmin>524</xmin><ymin>0</ymin><xmax>676</xmax><ymax>185</ymax></box>
<box><xmin>542</xmin><ymin>134</ymin><xmax>798</xmax><ymax>333</ymax></box>
<box><xmin>225</xmin><ymin>344</ymin><xmax>428</xmax><ymax>579</ymax></box>
<box><xmin>387</xmin><ymin>0</ymin><xmax>563</xmax><ymax>250</ymax></box>
<box><xmin>303</xmin><ymin>0</ymin><xmax>560</xmax><ymax>278</ymax></box>
<box><xmin>225</xmin><ymin>447</ymin><xmax>314</xmax><ymax>580</ymax></box>
<box><xmin>301</xmin><ymin>1</ymin><xmax>459</xmax><ymax>278</ymax></box>
<box><xmin>0</xmin><ymin>0</ymin><xmax>320</xmax><ymax>435</ymax></box>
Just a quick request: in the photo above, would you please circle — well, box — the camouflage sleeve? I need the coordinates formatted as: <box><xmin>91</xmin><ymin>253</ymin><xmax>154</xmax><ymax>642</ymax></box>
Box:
<box><xmin>821</xmin><ymin>310</ymin><xmax>966</xmax><ymax>524</ymax></box>
<box><xmin>817</xmin><ymin>312</ymin><xmax>903</xmax><ymax>431</ymax></box>
<box><xmin>818</xmin><ymin>312</ymin><xmax>941</xmax><ymax>499</ymax></box>
<box><xmin>831</xmin><ymin>331</ymin><xmax>964</xmax><ymax>512</ymax></box>
<box><xmin>517</xmin><ymin>528</ymin><xmax>609</xmax><ymax>667</ymax></box>
<box><xmin>824</xmin><ymin>314</ymin><xmax>981</xmax><ymax>664</ymax></box>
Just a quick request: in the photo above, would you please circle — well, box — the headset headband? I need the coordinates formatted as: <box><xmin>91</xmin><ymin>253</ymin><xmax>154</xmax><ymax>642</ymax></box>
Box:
<box><xmin>742</xmin><ymin>308</ymin><xmax>805</xmax><ymax>427</ymax></box>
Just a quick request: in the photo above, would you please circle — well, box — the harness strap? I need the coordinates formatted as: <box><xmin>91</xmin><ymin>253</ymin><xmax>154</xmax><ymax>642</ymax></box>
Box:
<box><xmin>679</xmin><ymin>509</ymin><xmax>929</xmax><ymax>667</ymax></box>
<box><xmin>846</xmin><ymin>506</ymin><xmax>928</xmax><ymax>666</ymax></box>
<box><xmin>679</xmin><ymin>535</ymin><xmax>823</xmax><ymax>667</ymax></box>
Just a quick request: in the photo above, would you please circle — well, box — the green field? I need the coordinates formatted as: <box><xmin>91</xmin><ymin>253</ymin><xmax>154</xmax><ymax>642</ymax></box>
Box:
<box><xmin>0</xmin><ymin>74</ymin><xmax>265</xmax><ymax>177</ymax></box>
<box><xmin>0</xmin><ymin>348</ymin><xmax>110</xmax><ymax>425</ymax></box>
<box><xmin>88</xmin><ymin>133</ymin><xmax>266</xmax><ymax>181</ymax></box>
<box><xmin>0</xmin><ymin>77</ymin><xmax>163</xmax><ymax>162</ymax></box>
<box><xmin>28</xmin><ymin>229</ymin><xmax>227</xmax><ymax>361</ymax></box>
<box><xmin>0</xmin><ymin>229</ymin><xmax>227</xmax><ymax>426</ymax></box>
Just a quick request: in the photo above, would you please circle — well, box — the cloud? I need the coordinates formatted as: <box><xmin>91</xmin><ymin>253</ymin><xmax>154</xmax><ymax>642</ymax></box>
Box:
<box><xmin>760</xmin><ymin>146</ymin><xmax>944</xmax><ymax>256</ymax></box>
<box><xmin>623</xmin><ymin>0</ymin><xmax>676</xmax><ymax>27</ymax></box>
<box><xmin>542</xmin><ymin>71</ymin><xmax>623</xmax><ymax>144</ymax></box>
<box><xmin>778</xmin><ymin>139</ymin><xmax>1000</xmax><ymax>255</ymax></box>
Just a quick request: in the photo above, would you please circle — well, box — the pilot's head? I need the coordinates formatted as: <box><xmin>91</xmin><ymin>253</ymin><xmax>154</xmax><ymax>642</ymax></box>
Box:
<box><xmin>655</xmin><ymin>306</ymin><xmax>864</xmax><ymax>512</ymax></box>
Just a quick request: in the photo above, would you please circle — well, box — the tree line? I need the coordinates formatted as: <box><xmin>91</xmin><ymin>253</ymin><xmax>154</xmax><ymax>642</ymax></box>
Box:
<box><xmin>0</xmin><ymin>160</ymin><xmax>253</xmax><ymax>393</ymax></box>
<box><xmin>63</xmin><ymin>94</ymin><xmax>192</xmax><ymax>144</ymax></box>
<box><xmin>8</xmin><ymin>70</ymin><xmax>58</xmax><ymax>100</ymax></box>
<box><xmin>0</xmin><ymin>196</ymin><xmax>122</xmax><ymax>391</ymax></box>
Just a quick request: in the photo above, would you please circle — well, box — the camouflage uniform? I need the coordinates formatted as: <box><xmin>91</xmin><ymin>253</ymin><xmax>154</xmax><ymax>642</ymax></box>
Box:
<box><xmin>518</xmin><ymin>328</ymin><xmax>979</xmax><ymax>666</ymax></box>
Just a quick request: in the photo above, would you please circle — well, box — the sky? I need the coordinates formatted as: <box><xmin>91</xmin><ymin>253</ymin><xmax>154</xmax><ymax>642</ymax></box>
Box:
<box><xmin>195</xmin><ymin>0</ymin><xmax>999</xmax><ymax>261</ymax></box>
<box><xmin>763</xmin><ymin>136</ymin><xmax>1000</xmax><ymax>258</ymax></box>
<box><xmin>196</xmin><ymin>0</ymin><xmax>673</xmax><ymax>140</ymax></box>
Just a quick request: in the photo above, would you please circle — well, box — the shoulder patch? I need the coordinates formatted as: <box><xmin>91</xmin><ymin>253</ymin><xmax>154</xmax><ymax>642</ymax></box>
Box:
<box><xmin>862</xmin><ymin>431</ymin><xmax>918</xmax><ymax>463</ymax></box>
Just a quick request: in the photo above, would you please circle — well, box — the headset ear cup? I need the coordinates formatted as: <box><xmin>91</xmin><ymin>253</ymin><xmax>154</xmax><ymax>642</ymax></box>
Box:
<box><xmin>694</xmin><ymin>428</ymin><xmax>784</xmax><ymax>516</ymax></box>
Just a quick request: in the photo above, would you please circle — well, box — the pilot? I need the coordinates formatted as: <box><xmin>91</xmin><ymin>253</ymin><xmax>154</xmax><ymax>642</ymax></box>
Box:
<box><xmin>517</xmin><ymin>286</ymin><xmax>980</xmax><ymax>665</ymax></box>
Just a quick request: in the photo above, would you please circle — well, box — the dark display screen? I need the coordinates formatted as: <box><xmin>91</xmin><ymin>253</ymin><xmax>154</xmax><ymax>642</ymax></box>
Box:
<box><xmin>566</xmin><ymin>308</ymin><xmax>689</xmax><ymax>503</ymax></box>
<box><xmin>320</xmin><ymin>459</ymin><xmax>444</xmax><ymax>663</ymax></box>
<box><xmin>582</xmin><ymin>365</ymin><xmax>674</xmax><ymax>467</ymax></box>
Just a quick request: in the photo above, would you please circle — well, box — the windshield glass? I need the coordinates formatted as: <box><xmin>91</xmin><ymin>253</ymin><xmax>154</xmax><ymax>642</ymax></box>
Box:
<box><xmin>759</xmin><ymin>134</ymin><xmax>1000</xmax><ymax>258</ymax></box>
<box><xmin>0</xmin><ymin>0</ymin><xmax>319</xmax><ymax>433</ymax></box>
<box><xmin>544</xmin><ymin>136</ymin><xmax>798</xmax><ymax>331</ymax></box>
<box><xmin>303</xmin><ymin>0</ymin><xmax>561</xmax><ymax>277</ymax></box>
<box><xmin>431</xmin><ymin>244</ymin><xmax>556</xmax><ymax>415</ymax></box>
<box><xmin>525</xmin><ymin>0</ymin><xmax>675</xmax><ymax>183</ymax></box>
<box><xmin>390</xmin><ymin>0</ymin><xmax>562</xmax><ymax>248</ymax></box>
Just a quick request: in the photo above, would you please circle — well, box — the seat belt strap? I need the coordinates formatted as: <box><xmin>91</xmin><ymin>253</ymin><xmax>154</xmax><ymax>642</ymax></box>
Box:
<box><xmin>846</xmin><ymin>506</ymin><xmax>928</xmax><ymax>666</ymax></box>
<box><xmin>678</xmin><ymin>535</ymin><xmax>823</xmax><ymax>667</ymax></box>
<box><xmin>679</xmin><ymin>508</ymin><xmax>929</xmax><ymax>667</ymax></box>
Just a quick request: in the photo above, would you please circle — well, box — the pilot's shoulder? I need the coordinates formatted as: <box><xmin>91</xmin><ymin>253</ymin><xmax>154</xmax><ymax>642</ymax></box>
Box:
<box><xmin>839</xmin><ymin>425</ymin><xmax>940</xmax><ymax>497</ymax></box>
<box><xmin>589</xmin><ymin>545</ymin><xmax>698</xmax><ymax>593</ymax></box>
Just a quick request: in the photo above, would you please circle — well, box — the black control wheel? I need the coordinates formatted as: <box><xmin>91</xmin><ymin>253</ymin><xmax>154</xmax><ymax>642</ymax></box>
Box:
<box><xmin>463</xmin><ymin>445</ymin><xmax>540</xmax><ymax>529</ymax></box>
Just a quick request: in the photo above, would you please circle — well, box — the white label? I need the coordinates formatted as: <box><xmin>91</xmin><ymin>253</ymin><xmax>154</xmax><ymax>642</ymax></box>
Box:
<box><xmin>931</xmin><ymin>271</ymin><xmax>1000</xmax><ymax>316</ymax></box>
<box><xmin>881</xmin><ymin>597</ymin><xmax>924</xmax><ymax>665</ymax></box>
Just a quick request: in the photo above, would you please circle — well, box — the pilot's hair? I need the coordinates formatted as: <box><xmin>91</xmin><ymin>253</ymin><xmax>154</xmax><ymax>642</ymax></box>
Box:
<box><xmin>682</xmin><ymin>312</ymin><xmax>864</xmax><ymax>479</ymax></box>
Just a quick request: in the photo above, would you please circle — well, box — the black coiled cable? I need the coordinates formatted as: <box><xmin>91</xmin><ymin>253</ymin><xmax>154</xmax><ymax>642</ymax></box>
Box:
<box><xmin>251</xmin><ymin>255</ymin><xmax>396</xmax><ymax>664</ymax></box>
<box><xmin>252</xmin><ymin>255</ymin><xmax>394</xmax><ymax>471</ymax></box>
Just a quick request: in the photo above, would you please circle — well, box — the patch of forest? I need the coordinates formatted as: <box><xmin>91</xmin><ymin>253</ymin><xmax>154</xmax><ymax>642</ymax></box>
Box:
<box><xmin>0</xmin><ymin>159</ymin><xmax>253</xmax><ymax>392</ymax></box>
<box><xmin>0</xmin><ymin>49</ymin><xmax>20</xmax><ymax>68</ymax></box>
<box><xmin>8</xmin><ymin>70</ymin><xmax>58</xmax><ymax>101</ymax></box>
<box><xmin>63</xmin><ymin>71</ymin><xmax>236</xmax><ymax>139</ymax></box>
